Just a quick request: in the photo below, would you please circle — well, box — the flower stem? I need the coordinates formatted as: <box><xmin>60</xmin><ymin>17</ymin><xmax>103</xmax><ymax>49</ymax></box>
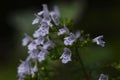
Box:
<box><xmin>75</xmin><ymin>45</ymin><xmax>90</xmax><ymax>80</ymax></box>
<box><xmin>36</xmin><ymin>60</ymin><xmax>43</xmax><ymax>80</ymax></box>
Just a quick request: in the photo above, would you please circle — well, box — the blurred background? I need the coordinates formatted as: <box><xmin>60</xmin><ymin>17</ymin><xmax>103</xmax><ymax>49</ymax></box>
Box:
<box><xmin>0</xmin><ymin>0</ymin><xmax>120</xmax><ymax>80</ymax></box>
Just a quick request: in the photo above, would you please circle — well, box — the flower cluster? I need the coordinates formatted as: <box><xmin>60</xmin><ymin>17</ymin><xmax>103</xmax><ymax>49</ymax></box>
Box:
<box><xmin>17</xmin><ymin>4</ymin><xmax>105</xmax><ymax>80</ymax></box>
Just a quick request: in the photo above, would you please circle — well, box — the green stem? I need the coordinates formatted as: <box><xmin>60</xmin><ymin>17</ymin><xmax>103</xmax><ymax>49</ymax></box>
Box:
<box><xmin>75</xmin><ymin>45</ymin><xmax>90</xmax><ymax>80</ymax></box>
<box><xmin>36</xmin><ymin>60</ymin><xmax>43</xmax><ymax>80</ymax></box>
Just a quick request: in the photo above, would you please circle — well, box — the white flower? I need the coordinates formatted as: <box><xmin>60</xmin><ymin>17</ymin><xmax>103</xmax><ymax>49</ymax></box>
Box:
<box><xmin>28</xmin><ymin>41</ymin><xmax>37</xmax><ymax>51</ymax></box>
<box><xmin>58</xmin><ymin>25</ymin><xmax>69</xmax><ymax>36</ymax></box>
<box><xmin>33</xmin><ymin>23</ymin><xmax>49</xmax><ymax>37</ymax></box>
<box><xmin>58</xmin><ymin>28</ymin><xmax>66</xmax><ymax>35</ymax></box>
<box><xmin>93</xmin><ymin>35</ymin><xmax>105</xmax><ymax>47</ymax></box>
<box><xmin>22</xmin><ymin>33</ymin><xmax>32</xmax><ymax>46</ymax></box>
<box><xmin>60</xmin><ymin>47</ymin><xmax>72</xmax><ymax>64</ymax></box>
<box><xmin>98</xmin><ymin>74</ymin><xmax>108</xmax><ymax>80</ymax></box>
<box><xmin>38</xmin><ymin>11</ymin><xmax>44</xmax><ymax>16</ymax></box>
<box><xmin>32</xmin><ymin>17</ymin><xmax>39</xmax><ymax>25</ymax></box>
<box><xmin>38</xmin><ymin>48</ymin><xmax>48</xmax><ymax>62</ymax></box>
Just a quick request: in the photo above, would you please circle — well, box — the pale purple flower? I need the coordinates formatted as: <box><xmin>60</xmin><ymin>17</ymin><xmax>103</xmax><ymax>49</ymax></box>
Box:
<box><xmin>64</xmin><ymin>31</ymin><xmax>80</xmax><ymax>46</ymax></box>
<box><xmin>58</xmin><ymin>25</ymin><xmax>69</xmax><ymax>36</ymax></box>
<box><xmin>32</xmin><ymin>4</ymin><xmax>50</xmax><ymax>25</ymax></box>
<box><xmin>32</xmin><ymin>4</ymin><xmax>52</xmax><ymax>26</ymax></box>
<box><xmin>53</xmin><ymin>6</ymin><xmax>60</xmax><ymax>16</ymax></box>
<box><xmin>42</xmin><ymin>37</ymin><xmax>54</xmax><ymax>50</ymax></box>
<box><xmin>22</xmin><ymin>33</ymin><xmax>32</xmax><ymax>46</ymax></box>
<box><xmin>50</xmin><ymin>12</ymin><xmax>59</xmax><ymax>26</ymax></box>
<box><xmin>38</xmin><ymin>48</ymin><xmax>48</xmax><ymax>62</ymax></box>
<box><xmin>33</xmin><ymin>23</ymin><xmax>49</xmax><ymax>37</ymax></box>
<box><xmin>64</xmin><ymin>33</ymin><xmax>76</xmax><ymax>46</ymax></box>
<box><xmin>41</xmin><ymin>4</ymin><xmax>53</xmax><ymax>27</ymax></box>
<box><xmin>33</xmin><ymin>30</ymin><xmax>40</xmax><ymax>38</ymax></box>
<box><xmin>93</xmin><ymin>35</ymin><xmax>105</xmax><ymax>47</ymax></box>
<box><xmin>42</xmin><ymin>4</ymin><xmax>51</xmax><ymax>21</ymax></box>
<box><xmin>27</xmin><ymin>49</ymin><xmax>39</xmax><ymax>60</ymax></box>
<box><xmin>98</xmin><ymin>74</ymin><xmax>108</xmax><ymax>80</ymax></box>
<box><xmin>32</xmin><ymin>14</ymin><xmax>42</xmax><ymax>25</ymax></box>
<box><xmin>50</xmin><ymin>6</ymin><xmax>60</xmax><ymax>26</ymax></box>
<box><xmin>60</xmin><ymin>47</ymin><xmax>72</xmax><ymax>64</ymax></box>
<box><xmin>18</xmin><ymin>60</ymin><xmax>31</xmax><ymax>79</ymax></box>
<box><xmin>40</xmin><ymin>19</ymin><xmax>52</xmax><ymax>27</ymax></box>
<box><xmin>34</xmin><ymin>36</ymin><xmax>45</xmax><ymax>45</ymax></box>
<box><xmin>28</xmin><ymin>41</ymin><xmax>37</xmax><ymax>51</ymax></box>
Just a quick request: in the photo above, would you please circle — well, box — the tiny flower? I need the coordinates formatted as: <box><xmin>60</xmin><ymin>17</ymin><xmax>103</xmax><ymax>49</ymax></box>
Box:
<box><xmin>98</xmin><ymin>74</ymin><xmax>108</xmax><ymax>80</ymax></box>
<box><xmin>42</xmin><ymin>37</ymin><xmax>54</xmax><ymax>50</ymax></box>
<box><xmin>50</xmin><ymin>6</ymin><xmax>60</xmax><ymax>26</ymax></box>
<box><xmin>58</xmin><ymin>28</ymin><xmax>66</xmax><ymax>35</ymax></box>
<box><xmin>41</xmin><ymin>19</ymin><xmax>52</xmax><ymax>27</ymax></box>
<box><xmin>32</xmin><ymin>14</ymin><xmax>42</xmax><ymax>25</ymax></box>
<box><xmin>33</xmin><ymin>23</ymin><xmax>49</xmax><ymax>37</ymax></box>
<box><xmin>32</xmin><ymin>17</ymin><xmax>39</xmax><ymax>25</ymax></box>
<box><xmin>38</xmin><ymin>48</ymin><xmax>48</xmax><ymax>62</ymax></box>
<box><xmin>93</xmin><ymin>35</ymin><xmax>105</xmax><ymax>47</ymax></box>
<box><xmin>50</xmin><ymin>12</ymin><xmax>59</xmax><ymax>26</ymax></box>
<box><xmin>58</xmin><ymin>25</ymin><xmax>69</xmax><ymax>36</ymax></box>
<box><xmin>60</xmin><ymin>47</ymin><xmax>72</xmax><ymax>64</ymax></box>
<box><xmin>53</xmin><ymin>6</ymin><xmax>60</xmax><ymax>17</ymax></box>
<box><xmin>64</xmin><ymin>33</ymin><xmax>77</xmax><ymax>46</ymax></box>
<box><xmin>28</xmin><ymin>41</ymin><xmax>37</xmax><ymax>51</ymax></box>
<box><xmin>22</xmin><ymin>33</ymin><xmax>32</xmax><ymax>46</ymax></box>
<box><xmin>38</xmin><ymin>11</ymin><xmax>44</xmax><ymax>16</ymax></box>
<box><xmin>34</xmin><ymin>36</ymin><xmax>45</xmax><ymax>45</ymax></box>
<box><xmin>18</xmin><ymin>60</ymin><xmax>31</xmax><ymax>79</ymax></box>
<box><xmin>42</xmin><ymin>4</ymin><xmax>51</xmax><ymax>21</ymax></box>
<box><xmin>27</xmin><ymin>49</ymin><xmax>39</xmax><ymax>60</ymax></box>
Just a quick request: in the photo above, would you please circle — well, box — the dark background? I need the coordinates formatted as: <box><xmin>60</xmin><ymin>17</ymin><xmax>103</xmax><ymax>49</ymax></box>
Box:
<box><xmin>0</xmin><ymin>0</ymin><xmax>120</xmax><ymax>80</ymax></box>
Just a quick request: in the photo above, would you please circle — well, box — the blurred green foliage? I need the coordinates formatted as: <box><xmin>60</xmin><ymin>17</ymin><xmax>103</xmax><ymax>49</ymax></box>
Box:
<box><xmin>0</xmin><ymin>1</ymin><xmax>120</xmax><ymax>80</ymax></box>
